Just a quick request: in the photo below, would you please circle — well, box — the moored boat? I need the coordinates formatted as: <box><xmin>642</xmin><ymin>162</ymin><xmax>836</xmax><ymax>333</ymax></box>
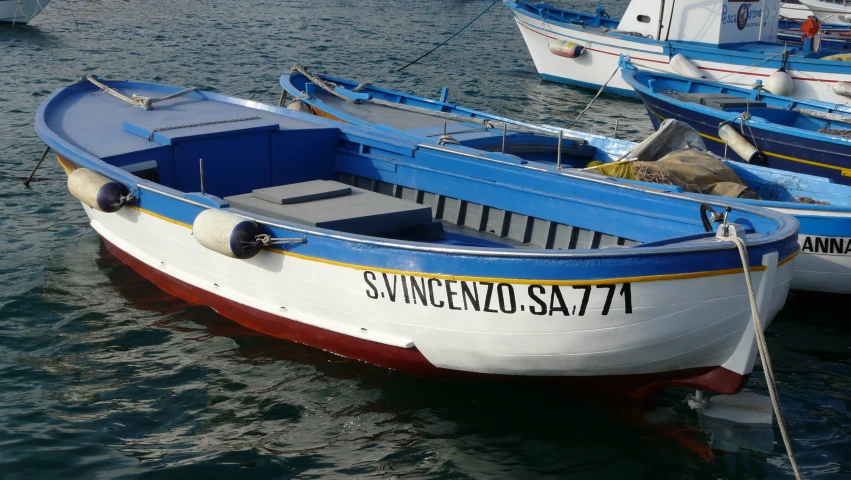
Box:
<box><xmin>0</xmin><ymin>0</ymin><xmax>51</xmax><ymax>24</ymax></box>
<box><xmin>620</xmin><ymin>59</ymin><xmax>851</xmax><ymax>183</ymax></box>
<box><xmin>35</xmin><ymin>76</ymin><xmax>799</xmax><ymax>399</ymax></box>
<box><xmin>281</xmin><ymin>67</ymin><xmax>851</xmax><ymax>294</ymax></box>
<box><xmin>505</xmin><ymin>0</ymin><xmax>851</xmax><ymax>103</ymax></box>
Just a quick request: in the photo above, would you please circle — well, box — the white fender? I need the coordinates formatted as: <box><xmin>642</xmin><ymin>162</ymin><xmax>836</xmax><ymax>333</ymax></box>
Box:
<box><xmin>834</xmin><ymin>81</ymin><xmax>851</xmax><ymax>99</ymax></box>
<box><xmin>669</xmin><ymin>54</ymin><xmax>705</xmax><ymax>79</ymax></box>
<box><xmin>193</xmin><ymin>209</ymin><xmax>264</xmax><ymax>259</ymax></box>
<box><xmin>764</xmin><ymin>69</ymin><xmax>794</xmax><ymax>96</ymax></box>
<box><xmin>67</xmin><ymin>167</ymin><xmax>128</xmax><ymax>213</ymax></box>
<box><xmin>286</xmin><ymin>99</ymin><xmax>313</xmax><ymax>114</ymax></box>
<box><xmin>718</xmin><ymin>124</ymin><xmax>760</xmax><ymax>163</ymax></box>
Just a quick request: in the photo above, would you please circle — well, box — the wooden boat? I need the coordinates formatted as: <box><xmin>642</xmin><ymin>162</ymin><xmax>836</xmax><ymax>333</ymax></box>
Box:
<box><xmin>281</xmin><ymin>67</ymin><xmax>851</xmax><ymax>294</ymax></box>
<box><xmin>35</xmin><ymin>76</ymin><xmax>799</xmax><ymax>399</ymax></box>
<box><xmin>504</xmin><ymin>0</ymin><xmax>851</xmax><ymax>103</ymax></box>
<box><xmin>0</xmin><ymin>0</ymin><xmax>51</xmax><ymax>24</ymax></box>
<box><xmin>621</xmin><ymin>59</ymin><xmax>851</xmax><ymax>182</ymax></box>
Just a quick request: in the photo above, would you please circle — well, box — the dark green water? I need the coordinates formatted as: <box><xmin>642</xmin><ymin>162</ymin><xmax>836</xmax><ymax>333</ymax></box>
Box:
<box><xmin>1</xmin><ymin>0</ymin><xmax>850</xmax><ymax>478</ymax></box>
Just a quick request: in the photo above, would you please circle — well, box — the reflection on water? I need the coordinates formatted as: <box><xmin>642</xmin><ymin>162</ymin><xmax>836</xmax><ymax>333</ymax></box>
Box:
<box><xmin>1</xmin><ymin>0</ymin><xmax>850</xmax><ymax>478</ymax></box>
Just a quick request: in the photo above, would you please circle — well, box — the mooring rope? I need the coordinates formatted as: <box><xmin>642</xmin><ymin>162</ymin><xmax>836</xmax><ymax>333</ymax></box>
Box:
<box><xmin>397</xmin><ymin>0</ymin><xmax>501</xmax><ymax>72</ymax></box>
<box><xmin>565</xmin><ymin>64</ymin><xmax>620</xmax><ymax>129</ymax></box>
<box><xmin>290</xmin><ymin>65</ymin><xmax>355</xmax><ymax>103</ymax></box>
<box><xmin>729</xmin><ymin>235</ymin><xmax>802</xmax><ymax>480</ymax></box>
<box><xmin>86</xmin><ymin>75</ymin><xmax>198</xmax><ymax>110</ymax></box>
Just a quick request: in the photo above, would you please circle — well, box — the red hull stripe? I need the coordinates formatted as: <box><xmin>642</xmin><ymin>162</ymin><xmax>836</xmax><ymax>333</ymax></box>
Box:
<box><xmin>100</xmin><ymin>236</ymin><xmax>749</xmax><ymax>399</ymax></box>
<box><xmin>517</xmin><ymin>19</ymin><xmax>837</xmax><ymax>82</ymax></box>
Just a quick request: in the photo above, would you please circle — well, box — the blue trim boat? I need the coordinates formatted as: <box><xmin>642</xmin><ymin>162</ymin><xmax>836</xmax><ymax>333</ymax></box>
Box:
<box><xmin>281</xmin><ymin>67</ymin><xmax>851</xmax><ymax>294</ymax></box>
<box><xmin>35</xmin><ymin>76</ymin><xmax>799</xmax><ymax>399</ymax></box>
<box><xmin>505</xmin><ymin>0</ymin><xmax>851</xmax><ymax>103</ymax></box>
<box><xmin>620</xmin><ymin>58</ymin><xmax>851</xmax><ymax>184</ymax></box>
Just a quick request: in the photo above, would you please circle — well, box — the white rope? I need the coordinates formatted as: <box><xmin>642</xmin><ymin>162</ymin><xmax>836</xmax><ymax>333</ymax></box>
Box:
<box><xmin>631</xmin><ymin>60</ymin><xmax>759</xmax><ymax>87</ymax></box>
<box><xmin>713</xmin><ymin>51</ymin><xmax>786</xmax><ymax>82</ymax></box>
<box><xmin>729</xmin><ymin>235</ymin><xmax>802</xmax><ymax>480</ymax></box>
<box><xmin>290</xmin><ymin>65</ymin><xmax>355</xmax><ymax>104</ymax></box>
<box><xmin>86</xmin><ymin>75</ymin><xmax>198</xmax><ymax>110</ymax></box>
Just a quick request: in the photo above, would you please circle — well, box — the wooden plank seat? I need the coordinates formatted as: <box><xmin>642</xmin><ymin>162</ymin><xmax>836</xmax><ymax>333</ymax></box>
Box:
<box><xmin>224</xmin><ymin>180</ymin><xmax>434</xmax><ymax>236</ymax></box>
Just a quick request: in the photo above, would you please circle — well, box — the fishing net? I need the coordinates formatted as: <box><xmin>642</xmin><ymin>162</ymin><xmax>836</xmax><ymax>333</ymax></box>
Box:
<box><xmin>633</xmin><ymin>162</ymin><xmax>701</xmax><ymax>193</ymax></box>
<box><xmin>817</xmin><ymin>128</ymin><xmax>851</xmax><ymax>137</ymax></box>
<box><xmin>822</xmin><ymin>53</ymin><xmax>851</xmax><ymax>62</ymax></box>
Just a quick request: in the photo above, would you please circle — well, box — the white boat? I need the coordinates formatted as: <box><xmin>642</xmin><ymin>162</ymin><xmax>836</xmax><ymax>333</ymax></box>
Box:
<box><xmin>34</xmin><ymin>76</ymin><xmax>800</xmax><ymax>399</ymax></box>
<box><xmin>506</xmin><ymin>0</ymin><xmax>851</xmax><ymax>103</ymax></box>
<box><xmin>780</xmin><ymin>0</ymin><xmax>851</xmax><ymax>23</ymax></box>
<box><xmin>0</xmin><ymin>0</ymin><xmax>51</xmax><ymax>24</ymax></box>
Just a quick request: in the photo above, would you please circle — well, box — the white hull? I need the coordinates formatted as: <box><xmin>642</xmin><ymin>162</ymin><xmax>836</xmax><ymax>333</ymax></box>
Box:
<box><xmin>512</xmin><ymin>11</ymin><xmax>851</xmax><ymax>103</ymax></box>
<box><xmin>0</xmin><ymin>0</ymin><xmax>50</xmax><ymax>23</ymax></box>
<box><xmin>85</xmin><ymin>200</ymin><xmax>794</xmax><ymax>387</ymax></box>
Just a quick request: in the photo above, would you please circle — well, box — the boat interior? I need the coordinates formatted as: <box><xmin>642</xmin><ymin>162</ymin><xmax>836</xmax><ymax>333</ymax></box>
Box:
<box><xmin>322</xmin><ymin>98</ymin><xmax>602</xmax><ymax>164</ymax></box>
<box><xmin>46</xmin><ymin>83</ymin><xmax>786</xmax><ymax>251</ymax></box>
<box><xmin>112</xmin><ymin>111</ymin><xmax>642</xmax><ymax>251</ymax></box>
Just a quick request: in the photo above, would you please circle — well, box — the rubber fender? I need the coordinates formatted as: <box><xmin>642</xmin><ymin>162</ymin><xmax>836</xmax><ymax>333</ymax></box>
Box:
<box><xmin>834</xmin><ymin>81</ymin><xmax>851</xmax><ymax>98</ymax></box>
<box><xmin>764</xmin><ymin>69</ymin><xmax>794</xmax><ymax>96</ymax></box>
<box><xmin>67</xmin><ymin>167</ymin><xmax>128</xmax><ymax>213</ymax></box>
<box><xmin>286</xmin><ymin>99</ymin><xmax>313</xmax><ymax>114</ymax></box>
<box><xmin>193</xmin><ymin>209</ymin><xmax>264</xmax><ymax>259</ymax></box>
<box><xmin>669</xmin><ymin>53</ymin><xmax>705</xmax><ymax>79</ymax></box>
<box><xmin>718</xmin><ymin>124</ymin><xmax>760</xmax><ymax>163</ymax></box>
<box><xmin>548</xmin><ymin>40</ymin><xmax>584</xmax><ymax>58</ymax></box>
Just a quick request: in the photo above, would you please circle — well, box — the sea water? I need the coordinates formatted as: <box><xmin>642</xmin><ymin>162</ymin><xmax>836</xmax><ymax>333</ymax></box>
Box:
<box><xmin>1</xmin><ymin>0</ymin><xmax>849</xmax><ymax>477</ymax></box>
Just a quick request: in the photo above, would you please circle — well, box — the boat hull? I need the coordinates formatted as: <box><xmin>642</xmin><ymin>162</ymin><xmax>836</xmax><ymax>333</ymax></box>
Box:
<box><xmin>71</xmin><ymin>161</ymin><xmax>795</xmax><ymax>399</ymax></box>
<box><xmin>0</xmin><ymin>0</ymin><xmax>50</xmax><ymax>24</ymax></box>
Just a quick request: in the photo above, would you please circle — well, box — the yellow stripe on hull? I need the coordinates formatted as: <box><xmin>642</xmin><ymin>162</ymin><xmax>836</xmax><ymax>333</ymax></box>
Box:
<box><xmin>56</xmin><ymin>153</ymin><xmax>798</xmax><ymax>286</ymax></box>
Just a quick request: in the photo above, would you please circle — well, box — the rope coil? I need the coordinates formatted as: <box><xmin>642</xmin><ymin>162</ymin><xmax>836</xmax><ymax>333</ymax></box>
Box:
<box><xmin>86</xmin><ymin>75</ymin><xmax>199</xmax><ymax>110</ymax></box>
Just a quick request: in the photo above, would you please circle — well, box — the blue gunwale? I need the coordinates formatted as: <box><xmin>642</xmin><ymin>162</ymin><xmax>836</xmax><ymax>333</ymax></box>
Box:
<box><xmin>35</xmin><ymin>78</ymin><xmax>799</xmax><ymax>282</ymax></box>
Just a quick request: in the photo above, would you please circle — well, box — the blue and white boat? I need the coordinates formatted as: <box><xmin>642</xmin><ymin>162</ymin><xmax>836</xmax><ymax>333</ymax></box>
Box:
<box><xmin>621</xmin><ymin>59</ymin><xmax>851</xmax><ymax>182</ymax></box>
<box><xmin>35</xmin><ymin>76</ymin><xmax>799</xmax><ymax>399</ymax></box>
<box><xmin>505</xmin><ymin>0</ymin><xmax>851</xmax><ymax>103</ymax></box>
<box><xmin>281</xmin><ymin>67</ymin><xmax>851</xmax><ymax>294</ymax></box>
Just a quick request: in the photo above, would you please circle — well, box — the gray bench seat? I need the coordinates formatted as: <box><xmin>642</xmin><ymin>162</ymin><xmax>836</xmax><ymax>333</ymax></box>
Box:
<box><xmin>225</xmin><ymin>180</ymin><xmax>433</xmax><ymax>236</ymax></box>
